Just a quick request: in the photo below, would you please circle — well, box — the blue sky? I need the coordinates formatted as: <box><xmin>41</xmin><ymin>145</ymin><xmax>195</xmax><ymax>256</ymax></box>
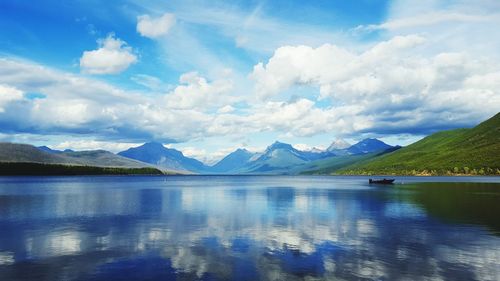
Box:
<box><xmin>0</xmin><ymin>0</ymin><xmax>499</xmax><ymax>163</ymax></box>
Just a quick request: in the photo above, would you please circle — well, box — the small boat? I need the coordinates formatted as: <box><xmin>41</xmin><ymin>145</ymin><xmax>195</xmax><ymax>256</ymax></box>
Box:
<box><xmin>369</xmin><ymin>178</ymin><xmax>395</xmax><ymax>184</ymax></box>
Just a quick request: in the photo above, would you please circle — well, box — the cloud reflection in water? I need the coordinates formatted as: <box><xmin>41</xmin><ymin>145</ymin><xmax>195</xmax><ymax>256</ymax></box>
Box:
<box><xmin>0</xmin><ymin>176</ymin><xmax>499</xmax><ymax>281</ymax></box>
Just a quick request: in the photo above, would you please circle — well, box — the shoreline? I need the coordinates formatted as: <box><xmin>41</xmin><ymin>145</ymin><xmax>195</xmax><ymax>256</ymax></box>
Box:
<box><xmin>0</xmin><ymin>162</ymin><xmax>165</xmax><ymax>176</ymax></box>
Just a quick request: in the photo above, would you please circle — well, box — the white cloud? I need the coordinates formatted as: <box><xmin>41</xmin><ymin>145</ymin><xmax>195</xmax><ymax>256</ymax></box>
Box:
<box><xmin>31</xmin><ymin>98</ymin><xmax>93</xmax><ymax>128</ymax></box>
<box><xmin>357</xmin><ymin>12</ymin><xmax>500</xmax><ymax>31</ymax></box>
<box><xmin>80</xmin><ymin>34</ymin><xmax>137</xmax><ymax>74</ymax></box>
<box><xmin>0</xmin><ymin>84</ymin><xmax>24</xmax><ymax>112</ymax></box>
<box><xmin>164</xmin><ymin>72</ymin><xmax>235</xmax><ymax>110</ymax></box>
<box><xmin>3</xmin><ymin>23</ymin><xmax>500</xmax><ymax>154</ymax></box>
<box><xmin>217</xmin><ymin>105</ymin><xmax>235</xmax><ymax>114</ymax></box>
<box><xmin>131</xmin><ymin>74</ymin><xmax>171</xmax><ymax>91</ymax></box>
<box><xmin>250</xmin><ymin>35</ymin><xmax>426</xmax><ymax>100</ymax></box>
<box><xmin>137</xmin><ymin>13</ymin><xmax>176</xmax><ymax>39</ymax></box>
<box><xmin>175</xmin><ymin>146</ymin><xmax>209</xmax><ymax>162</ymax></box>
<box><xmin>165</xmin><ymin>144</ymin><xmax>242</xmax><ymax>165</ymax></box>
<box><xmin>250</xmin><ymin>34</ymin><xmax>500</xmax><ymax>135</ymax></box>
<box><xmin>293</xmin><ymin>143</ymin><xmax>325</xmax><ymax>152</ymax></box>
<box><xmin>1</xmin><ymin>55</ymin><xmax>369</xmax><ymax>145</ymax></box>
<box><xmin>52</xmin><ymin>140</ymin><xmax>140</xmax><ymax>153</ymax></box>
<box><xmin>360</xmin><ymin>0</ymin><xmax>500</xmax><ymax>59</ymax></box>
<box><xmin>2</xmin><ymin>17</ymin><xmax>500</xmax><ymax>160</ymax></box>
<box><xmin>256</xmin><ymin>100</ymin><xmax>368</xmax><ymax>137</ymax></box>
<box><xmin>0</xmin><ymin>58</ymin><xmax>242</xmax><ymax>143</ymax></box>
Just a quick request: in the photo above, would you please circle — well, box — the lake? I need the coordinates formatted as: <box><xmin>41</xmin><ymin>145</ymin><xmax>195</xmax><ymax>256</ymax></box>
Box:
<box><xmin>0</xmin><ymin>175</ymin><xmax>499</xmax><ymax>281</ymax></box>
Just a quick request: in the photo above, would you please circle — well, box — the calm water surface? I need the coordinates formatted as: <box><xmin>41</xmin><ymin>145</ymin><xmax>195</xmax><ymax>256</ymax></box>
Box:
<box><xmin>0</xmin><ymin>175</ymin><xmax>499</xmax><ymax>281</ymax></box>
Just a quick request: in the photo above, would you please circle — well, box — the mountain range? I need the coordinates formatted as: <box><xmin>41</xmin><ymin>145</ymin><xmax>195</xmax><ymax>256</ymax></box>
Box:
<box><xmin>210</xmin><ymin>148</ymin><xmax>254</xmax><ymax>173</ymax></box>
<box><xmin>0</xmin><ymin>142</ymin><xmax>154</xmax><ymax>168</ymax></box>
<box><xmin>0</xmin><ymin>142</ymin><xmax>164</xmax><ymax>175</ymax></box>
<box><xmin>113</xmin><ymin>138</ymin><xmax>397</xmax><ymax>174</ymax></box>
<box><xmin>0</xmin><ymin>137</ymin><xmax>396</xmax><ymax>175</ymax></box>
<box><xmin>117</xmin><ymin>142</ymin><xmax>210</xmax><ymax>173</ymax></box>
<box><xmin>219</xmin><ymin>139</ymin><xmax>397</xmax><ymax>174</ymax></box>
<box><xmin>0</xmin><ymin>112</ymin><xmax>497</xmax><ymax>175</ymax></box>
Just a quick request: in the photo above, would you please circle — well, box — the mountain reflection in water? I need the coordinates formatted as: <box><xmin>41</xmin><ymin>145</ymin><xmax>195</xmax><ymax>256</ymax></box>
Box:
<box><xmin>0</xmin><ymin>176</ymin><xmax>499</xmax><ymax>281</ymax></box>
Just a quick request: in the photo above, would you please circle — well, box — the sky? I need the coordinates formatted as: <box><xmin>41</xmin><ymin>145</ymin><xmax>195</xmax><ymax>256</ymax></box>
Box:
<box><xmin>0</xmin><ymin>0</ymin><xmax>499</xmax><ymax>164</ymax></box>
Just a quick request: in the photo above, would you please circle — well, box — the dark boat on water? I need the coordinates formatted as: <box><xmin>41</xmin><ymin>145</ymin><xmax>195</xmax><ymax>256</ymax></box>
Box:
<box><xmin>369</xmin><ymin>178</ymin><xmax>395</xmax><ymax>184</ymax></box>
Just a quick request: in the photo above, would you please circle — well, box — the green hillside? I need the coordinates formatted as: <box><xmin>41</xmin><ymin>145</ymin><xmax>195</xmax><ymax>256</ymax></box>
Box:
<box><xmin>338</xmin><ymin>113</ymin><xmax>500</xmax><ymax>175</ymax></box>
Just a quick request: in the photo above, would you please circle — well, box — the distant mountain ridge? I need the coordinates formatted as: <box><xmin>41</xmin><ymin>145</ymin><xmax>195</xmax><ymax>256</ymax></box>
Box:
<box><xmin>37</xmin><ymin>146</ymin><xmax>74</xmax><ymax>154</ymax></box>
<box><xmin>118</xmin><ymin>142</ymin><xmax>209</xmax><ymax>173</ymax></box>
<box><xmin>0</xmin><ymin>138</ymin><xmax>401</xmax><ymax>175</ymax></box>
<box><xmin>212</xmin><ymin>139</ymin><xmax>394</xmax><ymax>174</ymax></box>
<box><xmin>210</xmin><ymin>148</ymin><xmax>254</xmax><ymax>173</ymax></box>
<box><xmin>346</xmin><ymin>138</ymin><xmax>393</xmax><ymax>154</ymax></box>
<box><xmin>237</xmin><ymin>141</ymin><xmax>314</xmax><ymax>173</ymax></box>
<box><xmin>0</xmin><ymin>142</ymin><xmax>155</xmax><ymax>169</ymax></box>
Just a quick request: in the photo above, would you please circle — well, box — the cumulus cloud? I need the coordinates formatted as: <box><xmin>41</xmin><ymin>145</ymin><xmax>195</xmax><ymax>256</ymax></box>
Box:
<box><xmin>1</xmin><ymin>29</ymin><xmax>500</xmax><ymax>151</ymax></box>
<box><xmin>217</xmin><ymin>105</ymin><xmax>235</xmax><ymax>114</ymax></box>
<box><xmin>250</xmin><ymin>100</ymin><xmax>368</xmax><ymax>137</ymax></box>
<box><xmin>0</xmin><ymin>58</ymin><xmax>240</xmax><ymax>142</ymax></box>
<box><xmin>0</xmin><ymin>58</ymin><xmax>368</xmax><ymax>144</ymax></box>
<box><xmin>250</xmin><ymin>35</ymin><xmax>426</xmax><ymax>100</ymax></box>
<box><xmin>0</xmin><ymin>84</ymin><xmax>24</xmax><ymax>112</ymax></box>
<box><xmin>250</xmin><ymin>35</ymin><xmax>500</xmax><ymax>135</ymax></box>
<box><xmin>52</xmin><ymin>140</ymin><xmax>140</xmax><ymax>153</ymax></box>
<box><xmin>164</xmin><ymin>72</ymin><xmax>235</xmax><ymax>110</ymax></box>
<box><xmin>80</xmin><ymin>34</ymin><xmax>137</xmax><ymax>74</ymax></box>
<box><xmin>137</xmin><ymin>13</ymin><xmax>176</xmax><ymax>39</ymax></box>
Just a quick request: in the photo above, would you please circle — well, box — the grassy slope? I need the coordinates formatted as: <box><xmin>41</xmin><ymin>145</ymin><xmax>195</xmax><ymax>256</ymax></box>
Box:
<box><xmin>339</xmin><ymin>113</ymin><xmax>500</xmax><ymax>175</ymax></box>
